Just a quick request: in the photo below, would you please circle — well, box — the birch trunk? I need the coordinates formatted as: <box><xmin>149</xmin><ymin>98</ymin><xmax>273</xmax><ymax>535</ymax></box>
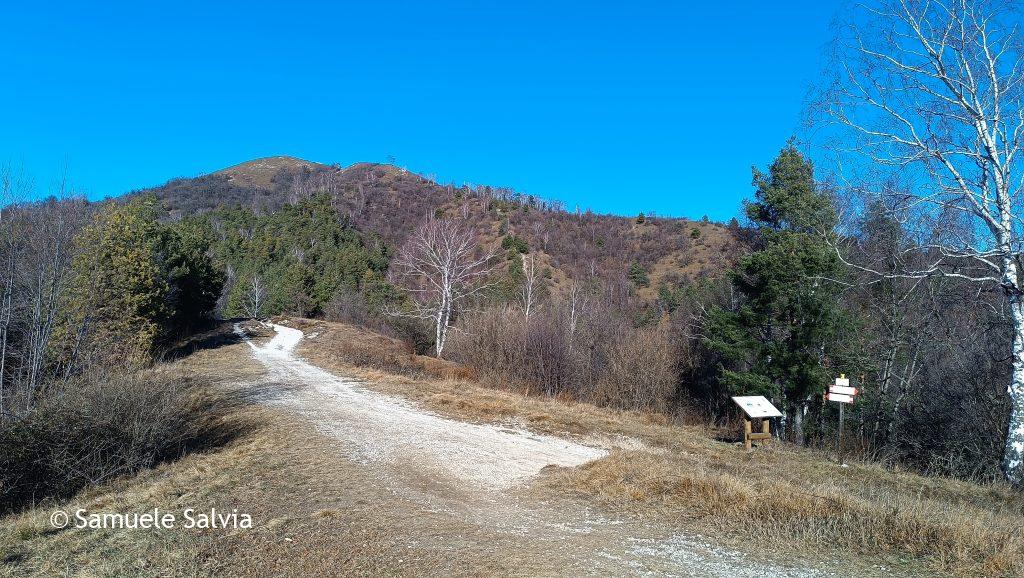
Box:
<box><xmin>1002</xmin><ymin>294</ymin><xmax>1024</xmax><ymax>482</ymax></box>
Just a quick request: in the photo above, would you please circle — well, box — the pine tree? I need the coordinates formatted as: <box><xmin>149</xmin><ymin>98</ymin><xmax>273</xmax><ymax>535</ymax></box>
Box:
<box><xmin>61</xmin><ymin>196</ymin><xmax>170</xmax><ymax>367</ymax></box>
<box><xmin>59</xmin><ymin>196</ymin><xmax>225</xmax><ymax>370</ymax></box>
<box><xmin>628</xmin><ymin>262</ymin><xmax>650</xmax><ymax>287</ymax></box>
<box><xmin>705</xmin><ymin>141</ymin><xmax>852</xmax><ymax>444</ymax></box>
<box><xmin>163</xmin><ymin>217</ymin><xmax>225</xmax><ymax>335</ymax></box>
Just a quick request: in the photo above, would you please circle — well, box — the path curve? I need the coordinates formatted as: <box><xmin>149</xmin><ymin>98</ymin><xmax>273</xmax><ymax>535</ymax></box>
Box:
<box><xmin>233</xmin><ymin>322</ymin><xmax>831</xmax><ymax>577</ymax></box>
<box><xmin>236</xmin><ymin>322</ymin><xmax>606</xmax><ymax>491</ymax></box>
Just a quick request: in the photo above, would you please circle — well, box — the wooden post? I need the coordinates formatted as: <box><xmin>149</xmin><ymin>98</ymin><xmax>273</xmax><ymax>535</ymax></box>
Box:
<box><xmin>837</xmin><ymin>400</ymin><xmax>845</xmax><ymax>466</ymax></box>
<box><xmin>762</xmin><ymin>418</ymin><xmax>770</xmax><ymax>437</ymax></box>
<box><xmin>744</xmin><ymin>419</ymin><xmax>752</xmax><ymax>451</ymax></box>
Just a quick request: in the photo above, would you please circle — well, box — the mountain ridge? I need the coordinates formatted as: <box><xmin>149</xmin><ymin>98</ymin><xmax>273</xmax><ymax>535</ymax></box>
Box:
<box><xmin>135</xmin><ymin>156</ymin><xmax>744</xmax><ymax>299</ymax></box>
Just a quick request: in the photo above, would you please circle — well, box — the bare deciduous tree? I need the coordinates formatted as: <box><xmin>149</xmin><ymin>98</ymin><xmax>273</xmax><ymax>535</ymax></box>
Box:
<box><xmin>0</xmin><ymin>165</ymin><xmax>21</xmax><ymax>418</ymax></box>
<box><xmin>520</xmin><ymin>254</ymin><xmax>539</xmax><ymax>322</ymax></box>
<box><xmin>245</xmin><ymin>275</ymin><xmax>266</xmax><ymax>320</ymax></box>
<box><xmin>567</xmin><ymin>278</ymin><xmax>586</xmax><ymax>337</ymax></box>
<box><xmin>388</xmin><ymin>215</ymin><xmax>495</xmax><ymax>358</ymax></box>
<box><xmin>822</xmin><ymin>0</ymin><xmax>1024</xmax><ymax>482</ymax></box>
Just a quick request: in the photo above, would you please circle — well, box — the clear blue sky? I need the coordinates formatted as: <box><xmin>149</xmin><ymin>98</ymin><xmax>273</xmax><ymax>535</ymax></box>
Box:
<box><xmin>1</xmin><ymin>1</ymin><xmax>841</xmax><ymax>221</ymax></box>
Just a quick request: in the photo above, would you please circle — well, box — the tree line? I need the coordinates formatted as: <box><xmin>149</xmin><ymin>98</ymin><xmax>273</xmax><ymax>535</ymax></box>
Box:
<box><xmin>0</xmin><ymin>184</ymin><xmax>237</xmax><ymax>511</ymax></box>
<box><xmin>0</xmin><ymin>188</ymin><xmax>223</xmax><ymax>418</ymax></box>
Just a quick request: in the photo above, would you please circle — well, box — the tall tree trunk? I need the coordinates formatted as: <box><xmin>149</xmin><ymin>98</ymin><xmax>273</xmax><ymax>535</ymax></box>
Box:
<box><xmin>793</xmin><ymin>403</ymin><xmax>805</xmax><ymax>446</ymax></box>
<box><xmin>0</xmin><ymin>246</ymin><xmax>13</xmax><ymax>417</ymax></box>
<box><xmin>1002</xmin><ymin>296</ymin><xmax>1024</xmax><ymax>484</ymax></box>
<box><xmin>435</xmin><ymin>291</ymin><xmax>451</xmax><ymax>359</ymax></box>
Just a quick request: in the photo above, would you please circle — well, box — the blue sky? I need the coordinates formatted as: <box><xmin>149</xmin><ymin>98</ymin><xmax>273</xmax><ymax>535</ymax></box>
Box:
<box><xmin>1</xmin><ymin>1</ymin><xmax>841</xmax><ymax>221</ymax></box>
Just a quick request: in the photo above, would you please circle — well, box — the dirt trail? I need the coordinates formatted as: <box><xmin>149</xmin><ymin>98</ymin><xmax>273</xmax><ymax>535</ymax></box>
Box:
<box><xmin>239</xmin><ymin>323</ymin><xmax>606</xmax><ymax>491</ymax></box>
<box><xmin>235</xmin><ymin>323</ymin><xmax>832</xmax><ymax>577</ymax></box>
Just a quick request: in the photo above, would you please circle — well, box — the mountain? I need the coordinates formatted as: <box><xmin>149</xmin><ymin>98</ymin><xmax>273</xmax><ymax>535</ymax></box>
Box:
<box><xmin>134</xmin><ymin>156</ymin><xmax>745</xmax><ymax>297</ymax></box>
<box><xmin>214</xmin><ymin>156</ymin><xmax>328</xmax><ymax>189</ymax></box>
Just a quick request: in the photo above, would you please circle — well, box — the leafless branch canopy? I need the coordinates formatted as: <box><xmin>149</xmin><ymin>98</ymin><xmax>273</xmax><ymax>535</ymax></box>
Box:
<box><xmin>822</xmin><ymin>0</ymin><xmax>1024</xmax><ymax>289</ymax></box>
<box><xmin>387</xmin><ymin>214</ymin><xmax>496</xmax><ymax>357</ymax></box>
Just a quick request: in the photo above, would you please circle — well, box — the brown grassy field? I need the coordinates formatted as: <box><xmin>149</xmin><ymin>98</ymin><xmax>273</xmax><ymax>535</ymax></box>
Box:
<box><xmin>295</xmin><ymin>318</ymin><xmax>1024</xmax><ymax>577</ymax></box>
<box><xmin>3</xmin><ymin>318</ymin><xmax>1022</xmax><ymax>576</ymax></box>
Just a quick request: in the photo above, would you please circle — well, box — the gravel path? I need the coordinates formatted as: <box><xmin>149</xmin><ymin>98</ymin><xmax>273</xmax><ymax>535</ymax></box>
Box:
<box><xmin>237</xmin><ymin>322</ymin><xmax>606</xmax><ymax>490</ymax></box>
<box><xmin>234</xmin><ymin>322</ymin><xmax>837</xmax><ymax>577</ymax></box>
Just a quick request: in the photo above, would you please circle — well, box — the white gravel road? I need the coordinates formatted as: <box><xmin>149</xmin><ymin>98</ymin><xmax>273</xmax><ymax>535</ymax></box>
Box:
<box><xmin>232</xmin><ymin>322</ymin><xmax>845</xmax><ymax>577</ymax></box>
<box><xmin>236</xmin><ymin>322</ymin><xmax>606</xmax><ymax>490</ymax></box>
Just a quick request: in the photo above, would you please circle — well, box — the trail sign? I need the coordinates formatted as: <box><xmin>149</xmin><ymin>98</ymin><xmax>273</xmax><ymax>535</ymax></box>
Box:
<box><xmin>830</xmin><ymin>385</ymin><xmax>857</xmax><ymax>396</ymax></box>
<box><xmin>826</xmin><ymin>375</ymin><xmax>858</xmax><ymax>404</ymax></box>
<box><xmin>826</xmin><ymin>374</ymin><xmax>858</xmax><ymax>466</ymax></box>
<box><xmin>731</xmin><ymin>396</ymin><xmax>783</xmax><ymax>419</ymax></box>
<box><xmin>825</xmin><ymin>393</ymin><xmax>854</xmax><ymax>403</ymax></box>
<box><xmin>731</xmin><ymin>396</ymin><xmax>781</xmax><ymax>451</ymax></box>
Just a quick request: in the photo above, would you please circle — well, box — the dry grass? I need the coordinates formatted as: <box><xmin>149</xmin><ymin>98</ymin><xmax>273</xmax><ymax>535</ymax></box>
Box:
<box><xmin>0</xmin><ymin>325</ymin><xmax>505</xmax><ymax>577</ymax></box>
<box><xmin>284</xmin><ymin>317</ymin><xmax>472</xmax><ymax>381</ymax></box>
<box><xmin>296</xmin><ymin>319</ymin><xmax>681</xmax><ymax>443</ymax></box>
<box><xmin>0</xmin><ymin>410</ymin><xmax>437</xmax><ymax>577</ymax></box>
<box><xmin>294</xmin><ymin>317</ymin><xmax>1024</xmax><ymax>577</ymax></box>
<box><xmin>6</xmin><ymin>318</ymin><xmax>1022</xmax><ymax>576</ymax></box>
<box><xmin>552</xmin><ymin>450</ymin><xmax>1024</xmax><ymax>577</ymax></box>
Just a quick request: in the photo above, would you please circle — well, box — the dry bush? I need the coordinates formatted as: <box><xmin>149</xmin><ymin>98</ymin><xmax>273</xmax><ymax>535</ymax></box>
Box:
<box><xmin>449</xmin><ymin>302</ymin><xmax>678</xmax><ymax>412</ymax></box>
<box><xmin>596</xmin><ymin>326</ymin><xmax>677</xmax><ymax>412</ymax></box>
<box><xmin>289</xmin><ymin>319</ymin><xmax>472</xmax><ymax>381</ymax></box>
<box><xmin>0</xmin><ymin>370</ymin><xmax>245</xmax><ymax>514</ymax></box>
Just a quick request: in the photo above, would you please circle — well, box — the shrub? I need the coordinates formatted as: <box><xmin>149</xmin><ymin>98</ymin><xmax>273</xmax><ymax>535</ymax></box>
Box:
<box><xmin>501</xmin><ymin>234</ymin><xmax>529</xmax><ymax>254</ymax></box>
<box><xmin>628</xmin><ymin>262</ymin><xmax>650</xmax><ymax>287</ymax></box>
<box><xmin>0</xmin><ymin>371</ymin><xmax>243</xmax><ymax>513</ymax></box>
<box><xmin>449</xmin><ymin>300</ymin><xmax>678</xmax><ymax>412</ymax></box>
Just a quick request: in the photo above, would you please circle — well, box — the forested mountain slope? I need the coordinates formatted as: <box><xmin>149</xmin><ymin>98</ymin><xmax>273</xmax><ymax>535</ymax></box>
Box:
<box><xmin>133</xmin><ymin>156</ymin><xmax>744</xmax><ymax>299</ymax></box>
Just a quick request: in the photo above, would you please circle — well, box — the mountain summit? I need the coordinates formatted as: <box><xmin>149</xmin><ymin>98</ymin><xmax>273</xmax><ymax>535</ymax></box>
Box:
<box><xmin>214</xmin><ymin>156</ymin><xmax>328</xmax><ymax>189</ymax></box>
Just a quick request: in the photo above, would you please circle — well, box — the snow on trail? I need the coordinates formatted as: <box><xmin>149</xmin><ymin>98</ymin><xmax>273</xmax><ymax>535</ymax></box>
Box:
<box><xmin>235</xmin><ymin>323</ymin><xmax>607</xmax><ymax>491</ymax></box>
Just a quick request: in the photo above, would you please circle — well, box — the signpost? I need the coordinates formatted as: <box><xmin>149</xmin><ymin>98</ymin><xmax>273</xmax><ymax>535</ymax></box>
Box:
<box><xmin>825</xmin><ymin>374</ymin><xmax>858</xmax><ymax>465</ymax></box>
<box><xmin>731</xmin><ymin>396</ymin><xmax>783</xmax><ymax>451</ymax></box>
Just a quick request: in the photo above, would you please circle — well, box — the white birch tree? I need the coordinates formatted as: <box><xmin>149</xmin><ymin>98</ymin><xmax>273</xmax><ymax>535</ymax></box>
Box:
<box><xmin>0</xmin><ymin>165</ymin><xmax>20</xmax><ymax>418</ymax></box>
<box><xmin>388</xmin><ymin>215</ymin><xmax>494</xmax><ymax>358</ymax></box>
<box><xmin>520</xmin><ymin>253</ymin><xmax>539</xmax><ymax>322</ymax></box>
<box><xmin>821</xmin><ymin>0</ymin><xmax>1024</xmax><ymax>483</ymax></box>
<box><xmin>567</xmin><ymin>278</ymin><xmax>586</xmax><ymax>337</ymax></box>
<box><xmin>245</xmin><ymin>275</ymin><xmax>266</xmax><ymax>319</ymax></box>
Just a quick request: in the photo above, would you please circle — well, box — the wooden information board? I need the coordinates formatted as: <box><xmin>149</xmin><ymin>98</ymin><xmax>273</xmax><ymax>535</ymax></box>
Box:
<box><xmin>731</xmin><ymin>396</ymin><xmax>781</xmax><ymax>450</ymax></box>
<box><xmin>731</xmin><ymin>396</ymin><xmax>783</xmax><ymax>418</ymax></box>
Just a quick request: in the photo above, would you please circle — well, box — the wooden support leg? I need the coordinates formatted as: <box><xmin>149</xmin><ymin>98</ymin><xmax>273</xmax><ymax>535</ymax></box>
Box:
<box><xmin>762</xmin><ymin>419</ymin><xmax>770</xmax><ymax>444</ymax></box>
<box><xmin>744</xmin><ymin>419</ymin><xmax>752</xmax><ymax>451</ymax></box>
